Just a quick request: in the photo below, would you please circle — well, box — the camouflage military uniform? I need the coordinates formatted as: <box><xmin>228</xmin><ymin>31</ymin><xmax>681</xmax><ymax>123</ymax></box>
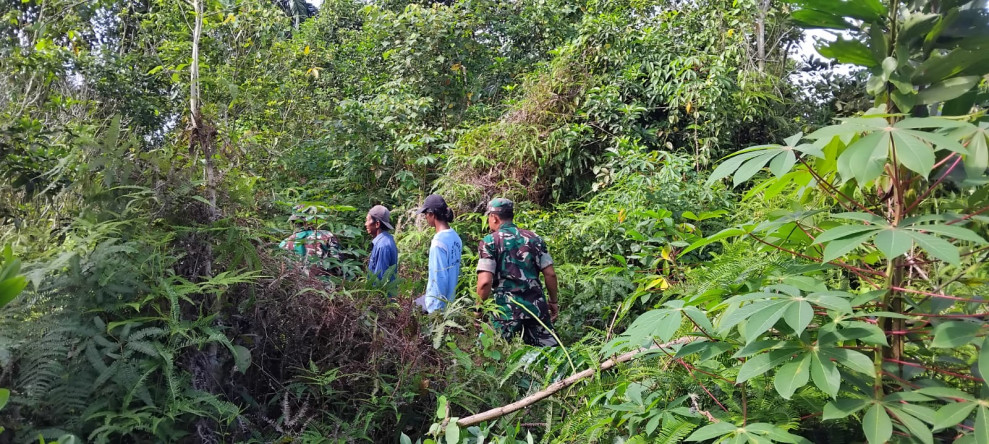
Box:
<box><xmin>279</xmin><ymin>230</ymin><xmax>342</xmax><ymax>275</ymax></box>
<box><xmin>477</xmin><ymin>222</ymin><xmax>558</xmax><ymax>347</ymax></box>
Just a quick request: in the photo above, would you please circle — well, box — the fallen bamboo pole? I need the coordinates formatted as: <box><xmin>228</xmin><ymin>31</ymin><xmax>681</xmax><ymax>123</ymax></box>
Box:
<box><xmin>456</xmin><ymin>337</ymin><xmax>695</xmax><ymax>427</ymax></box>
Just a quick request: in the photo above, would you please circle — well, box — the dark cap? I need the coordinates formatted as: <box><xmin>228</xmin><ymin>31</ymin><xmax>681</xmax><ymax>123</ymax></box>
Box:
<box><xmin>484</xmin><ymin>197</ymin><xmax>514</xmax><ymax>217</ymax></box>
<box><xmin>288</xmin><ymin>204</ymin><xmax>306</xmax><ymax>222</ymax></box>
<box><xmin>367</xmin><ymin>205</ymin><xmax>394</xmax><ymax>230</ymax></box>
<box><xmin>417</xmin><ymin>194</ymin><xmax>448</xmax><ymax>214</ymax></box>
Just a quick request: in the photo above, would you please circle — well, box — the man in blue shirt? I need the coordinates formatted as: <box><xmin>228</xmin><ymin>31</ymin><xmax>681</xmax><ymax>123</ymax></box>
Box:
<box><xmin>413</xmin><ymin>195</ymin><xmax>462</xmax><ymax>313</ymax></box>
<box><xmin>365</xmin><ymin>205</ymin><xmax>399</xmax><ymax>285</ymax></box>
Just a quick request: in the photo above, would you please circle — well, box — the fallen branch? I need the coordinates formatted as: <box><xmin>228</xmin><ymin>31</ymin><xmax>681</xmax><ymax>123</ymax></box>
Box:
<box><xmin>456</xmin><ymin>337</ymin><xmax>695</xmax><ymax>427</ymax></box>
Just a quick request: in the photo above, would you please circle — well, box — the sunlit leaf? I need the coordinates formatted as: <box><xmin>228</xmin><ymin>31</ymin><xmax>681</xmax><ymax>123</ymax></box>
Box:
<box><xmin>863</xmin><ymin>404</ymin><xmax>892</xmax><ymax>444</ymax></box>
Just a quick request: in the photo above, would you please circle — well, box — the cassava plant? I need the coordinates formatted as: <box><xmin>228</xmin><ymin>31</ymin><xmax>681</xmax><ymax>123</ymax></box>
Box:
<box><xmin>610</xmin><ymin>0</ymin><xmax>989</xmax><ymax>443</ymax></box>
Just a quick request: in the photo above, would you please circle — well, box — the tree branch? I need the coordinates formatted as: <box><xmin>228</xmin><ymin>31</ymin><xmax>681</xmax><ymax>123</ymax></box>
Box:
<box><xmin>456</xmin><ymin>337</ymin><xmax>694</xmax><ymax>427</ymax></box>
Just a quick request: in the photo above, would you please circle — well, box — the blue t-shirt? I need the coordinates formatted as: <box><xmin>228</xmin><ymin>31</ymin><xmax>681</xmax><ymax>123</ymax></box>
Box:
<box><xmin>423</xmin><ymin>229</ymin><xmax>463</xmax><ymax>313</ymax></box>
<box><xmin>369</xmin><ymin>231</ymin><xmax>399</xmax><ymax>283</ymax></box>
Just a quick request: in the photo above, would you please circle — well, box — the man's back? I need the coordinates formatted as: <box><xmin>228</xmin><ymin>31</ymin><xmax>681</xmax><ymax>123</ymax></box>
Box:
<box><xmin>479</xmin><ymin>223</ymin><xmax>552</xmax><ymax>295</ymax></box>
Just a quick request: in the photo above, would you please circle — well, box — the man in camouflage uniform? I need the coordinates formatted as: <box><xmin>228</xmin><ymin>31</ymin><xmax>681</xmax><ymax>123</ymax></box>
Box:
<box><xmin>476</xmin><ymin>198</ymin><xmax>560</xmax><ymax>347</ymax></box>
<box><xmin>279</xmin><ymin>205</ymin><xmax>342</xmax><ymax>276</ymax></box>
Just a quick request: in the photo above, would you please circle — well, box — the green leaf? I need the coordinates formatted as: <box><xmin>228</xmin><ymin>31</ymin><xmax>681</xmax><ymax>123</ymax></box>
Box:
<box><xmin>743</xmin><ymin>301</ymin><xmax>789</xmax><ymax>342</ymax></box>
<box><xmin>817</xmin><ymin>38</ymin><xmax>880</xmax><ymax>67</ymax></box>
<box><xmin>891</xmin><ymin>131</ymin><xmax>935</xmax><ymax>178</ymax></box>
<box><xmin>810</xmin><ymin>351</ymin><xmax>841</xmax><ymax>397</ymax></box>
<box><xmin>445</xmin><ymin>421</ymin><xmax>460</xmax><ymax>444</ymax></box>
<box><xmin>707</xmin><ymin>151</ymin><xmax>766</xmax><ymax>185</ymax></box>
<box><xmin>907</xmin><ymin>224</ymin><xmax>987</xmax><ymax>244</ymax></box>
<box><xmin>838</xmin><ymin>131</ymin><xmax>889</xmax><ymax>185</ymax></box>
<box><xmin>719</xmin><ymin>299</ymin><xmax>780</xmax><ymax>333</ymax></box>
<box><xmin>784</xmin><ymin>301</ymin><xmax>813</xmax><ymax>336</ymax></box>
<box><xmin>981</xmin><ymin>336</ymin><xmax>989</xmax><ymax>386</ymax></box>
<box><xmin>436</xmin><ymin>396</ymin><xmax>448</xmax><ymax>419</ymax></box>
<box><xmin>914</xmin><ymin>387</ymin><xmax>973</xmax><ymax>401</ymax></box>
<box><xmin>686</xmin><ymin>422</ymin><xmax>737</xmax><ymax>441</ymax></box>
<box><xmin>906</xmin><ymin>232</ymin><xmax>960</xmax><ymax>264</ymax></box>
<box><xmin>734</xmin><ymin>151</ymin><xmax>779</xmax><ymax>187</ymax></box>
<box><xmin>737</xmin><ymin>349</ymin><xmax>795</xmax><ymax>383</ymax></box>
<box><xmin>917</xmin><ymin>76</ymin><xmax>981</xmax><ymax>105</ymax></box>
<box><xmin>976</xmin><ymin>406</ymin><xmax>989</xmax><ymax>444</ymax></box>
<box><xmin>822</xmin><ymin>347</ymin><xmax>875</xmax><ymax>376</ymax></box>
<box><xmin>933</xmin><ymin>401</ymin><xmax>977</xmax><ymax>431</ymax></box>
<box><xmin>401</xmin><ymin>433</ymin><xmax>413</xmax><ymax>444</ymax></box>
<box><xmin>791</xmin><ymin>9</ymin><xmax>853</xmax><ymax>30</ymax></box>
<box><xmin>963</xmin><ymin>128</ymin><xmax>988</xmax><ymax>179</ymax></box>
<box><xmin>863</xmin><ymin>404</ymin><xmax>893</xmax><ymax>444</ymax></box>
<box><xmin>931</xmin><ymin>321</ymin><xmax>982</xmax><ymax>348</ymax></box>
<box><xmin>0</xmin><ymin>388</ymin><xmax>8</xmax><ymax>410</ymax></box>
<box><xmin>822</xmin><ymin>231</ymin><xmax>876</xmax><ymax>263</ymax></box>
<box><xmin>823</xmin><ymin>398</ymin><xmax>870</xmax><ymax>420</ymax></box>
<box><xmin>815</xmin><ymin>225</ymin><xmax>882</xmax><ymax>244</ymax></box>
<box><xmin>805</xmin><ymin>292</ymin><xmax>854</xmax><ymax>313</ymax></box>
<box><xmin>912</xmin><ymin>49</ymin><xmax>984</xmax><ymax>84</ymax></box>
<box><xmin>888</xmin><ymin>407</ymin><xmax>933</xmax><ymax>444</ymax></box>
<box><xmin>232</xmin><ymin>345</ymin><xmax>251</xmax><ymax>373</ymax></box>
<box><xmin>0</xmin><ymin>275</ymin><xmax>26</xmax><ymax>308</ymax></box>
<box><xmin>774</xmin><ymin>355</ymin><xmax>810</xmax><ymax>399</ymax></box>
<box><xmin>874</xmin><ymin>228</ymin><xmax>913</xmax><ymax>259</ymax></box>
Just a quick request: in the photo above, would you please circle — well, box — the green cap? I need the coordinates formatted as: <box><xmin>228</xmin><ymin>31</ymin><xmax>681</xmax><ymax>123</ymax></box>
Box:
<box><xmin>484</xmin><ymin>197</ymin><xmax>514</xmax><ymax>217</ymax></box>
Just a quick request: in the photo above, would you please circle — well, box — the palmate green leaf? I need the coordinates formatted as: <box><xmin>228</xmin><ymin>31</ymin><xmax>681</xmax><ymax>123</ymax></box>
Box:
<box><xmin>822</xmin><ymin>231</ymin><xmax>876</xmax><ymax>262</ymax></box>
<box><xmin>814</xmin><ymin>225</ymin><xmax>882</xmax><ymax>244</ymax></box>
<box><xmin>821</xmin><ymin>347</ymin><xmax>875</xmax><ymax>376</ymax></box>
<box><xmin>791</xmin><ymin>9</ymin><xmax>854</xmax><ymax>29</ymax></box>
<box><xmin>933</xmin><ymin>401</ymin><xmax>977</xmax><ymax>431</ymax></box>
<box><xmin>891</xmin><ymin>131</ymin><xmax>935</xmax><ymax>178</ymax></box>
<box><xmin>931</xmin><ymin>321</ymin><xmax>982</xmax><ymax>348</ymax></box>
<box><xmin>774</xmin><ymin>354</ymin><xmax>810</xmax><ymax>399</ymax></box>
<box><xmin>680</xmin><ymin>227</ymin><xmax>747</xmax><ymax>255</ymax></box>
<box><xmin>863</xmin><ymin>404</ymin><xmax>893</xmax><ymax>444</ymax></box>
<box><xmin>837</xmin><ymin>131</ymin><xmax>889</xmax><ymax>184</ymax></box>
<box><xmin>906</xmin><ymin>224</ymin><xmax>987</xmax><ymax>243</ymax></box>
<box><xmin>719</xmin><ymin>299</ymin><xmax>780</xmax><ymax>334</ymax></box>
<box><xmin>817</xmin><ymin>38</ymin><xmax>880</xmax><ymax>67</ymax></box>
<box><xmin>811</xmin><ymin>350</ymin><xmax>841</xmax><ymax>397</ymax></box>
<box><xmin>912</xmin><ymin>49</ymin><xmax>984</xmax><ymax>84</ymax></box>
<box><xmin>737</xmin><ymin>349</ymin><xmax>797</xmax><ymax>383</ymax></box>
<box><xmin>743</xmin><ymin>300</ymin><xmax>790</xmax><ymax>342</ymax></box>
<box><xmin>888</xmin><ymin>407</ymin><xmax>933</xmax><ymax>444</ymax></box>
<box><xmin>707</xmin><ymin>148</ymin><xmax>774</xmax><ymax>186</ymax></box>
<box><xmin>833</xmin><ymin>211</ymin><xmax>889</xmax><ymax>224</ymax></box>
<box><xmin>917</xmin><ymin>76</ymin><xmax>981</xmax><ymax>105</ymax></box>
<box><xmin>806</xmin><ymin>292</ymin><xmax>854</xmax><ymax>314</ymax></box>
<box><xmin>784</xmin><ymin>300</ymin><xmax>813</xmax><ymax>336</ymax></box>
<box><xmin>906</xmin><ymin>231</ymin><xmax>960</xmax><ymax>264</ymax></box>
<box><xmin>823</xmin><ymin>398</ymin><xmax>870</xmax><ymax>420</ymax></box>
<box><xmin>915</xmin><ymin>387</ymin><xmax>974</xmax><ymax>401</ymax></box>
<box><xmin>874</xmin><ymin>228</ymin><xmax>913</xmax><ymax>259</ymax></box>
<box><xmin>734</xmin><ymin>151</ymin><xmax>782</xmax><ymax>187</ymax></box>
<box><xmin>686</xmin><ymin>422</ymin><xmax>737</xmax><ymax>441</ymax></box>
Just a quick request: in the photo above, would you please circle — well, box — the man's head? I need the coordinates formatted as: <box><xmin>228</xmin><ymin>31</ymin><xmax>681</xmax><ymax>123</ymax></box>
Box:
<box><xmin>288</xmin><ymin>204</ymin><xmax>312</xmax><ymax>231</ymax></box>
<box><xmin>418</xmin><ymin>194</ymin><xmax>454</xmax><ymax>227</ymax></box>
<box><xmin>365</xmin><ymin>205</ymin><xmax>394</xmax><ymax>236</ymax></box>
<box><xmin>484</xmin><ymin>197</ymin><xmax>514</xmax><ymax>232</ymax></box>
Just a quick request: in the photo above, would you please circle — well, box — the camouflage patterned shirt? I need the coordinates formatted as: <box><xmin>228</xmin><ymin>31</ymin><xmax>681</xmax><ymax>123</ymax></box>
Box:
<box><xmin>477</xmin><ymin>223</ymin><xmax>553</xmax><ymax>320</ymax></box>
<box><xmin>279</xmin><ymin>230</ymin><xmax>341</xmax><ymax>261</ymax></box>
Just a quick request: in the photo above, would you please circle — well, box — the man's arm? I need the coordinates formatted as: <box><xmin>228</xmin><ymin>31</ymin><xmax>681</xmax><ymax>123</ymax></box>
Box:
<box><xmin>542</xmin><ymin>265</ymin><xmax>559</xmax><ymax>321</ymax></box>
<box><xmin>477</xmin><ymin>271</ymin><xmax>494</xmax><ymax>302</ymax></box>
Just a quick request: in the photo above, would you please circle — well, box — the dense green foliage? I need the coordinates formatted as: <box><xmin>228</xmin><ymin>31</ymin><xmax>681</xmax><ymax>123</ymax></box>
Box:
<box><xmin>0</xmin><ymin>0</ymin><xmax>986</xmax><ymax>442</ymax></box>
